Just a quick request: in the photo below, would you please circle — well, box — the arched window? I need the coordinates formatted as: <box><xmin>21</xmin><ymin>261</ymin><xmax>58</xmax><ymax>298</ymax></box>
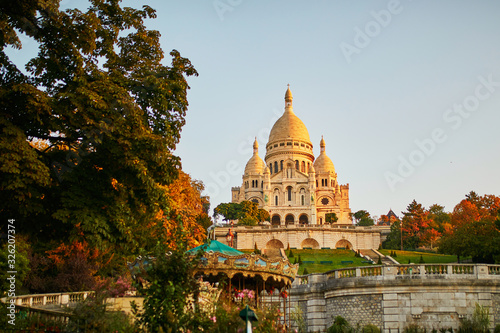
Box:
<box><xmin>287</xmin><ymin>186</ymin><xmax>292</xmax><ymax>201</ymax></box>
<box><xmin>301</xmin><ymin>161</ymin><xmax>305</xmax><ymax>172</ymax></box>
<box><xmin>295</xmin><ymin>160</ymin><xmax>299</xmax><ymax>170</ymax></box>
<box><xmin>269</xmin><ymin>164</ymin><xmax>273</xmax><ymax>174</ymax></box>
<box><xmin>261</xmin><ymin>181</ymin><xmax>263</xmax><ymax>188</ymax></box>
<box><xmin>301</xmin><ymin>195</ymin><xmax>305</xmax><ymax>205</ymax></box>
<box><xmin>280</xmin><ymin>160</ymin><xmax>284</xmax><ymax>171</ymax></box>
<box><xmin>274</xmin><ymin>162</ymin><xmax>278</xmax><ymax>174</ymax></box>
<box><xmin>275</xmin><ymin>195</ymin><xmax>278</xmax><ymax>206</ymax></box>
<box><xmin>316</xmin><ymin>180</ymin><xmax>318</xmax><ymax>187</ymax></box>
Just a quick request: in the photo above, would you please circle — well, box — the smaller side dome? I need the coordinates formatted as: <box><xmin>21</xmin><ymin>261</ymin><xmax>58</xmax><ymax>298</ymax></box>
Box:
<box><xmin>313</xmin><ymin>136</ymin><xmax>335</xmax><ymax>174</ymax></box>
<box><xmin>245</xmin><ymin>138</ymin><xmax>266</xmax><ymax>175</ymax></box>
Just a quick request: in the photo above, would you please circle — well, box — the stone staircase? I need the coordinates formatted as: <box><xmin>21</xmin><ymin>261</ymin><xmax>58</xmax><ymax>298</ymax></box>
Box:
<box><xmin>359</xmin><ymin>249</ymin><xmax>394</xmax><ymax>265</ymax></box>
<box><xmin>264</xmin><ymin>248</ymin><xmax>284</xmax><ymax>259</ymax></box>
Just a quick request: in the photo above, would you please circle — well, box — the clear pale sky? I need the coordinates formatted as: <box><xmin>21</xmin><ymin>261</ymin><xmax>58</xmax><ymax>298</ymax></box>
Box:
<box><xmin>10</xmin><ymin>0</ymin><xmax>500</xmax><ymax>219</ymax></box>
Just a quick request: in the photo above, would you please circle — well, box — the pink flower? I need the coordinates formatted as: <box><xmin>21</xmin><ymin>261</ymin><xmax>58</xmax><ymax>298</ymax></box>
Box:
<box><xmin>211</xmin><ymin>316</ymin><xmax>217</xmax><ymax>323</ymax></box>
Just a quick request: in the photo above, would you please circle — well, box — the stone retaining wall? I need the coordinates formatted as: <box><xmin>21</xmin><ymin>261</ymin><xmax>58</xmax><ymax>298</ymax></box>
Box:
<box><xmin>283</xmin><ymin>264</ymin><xmax>500</xmax><ymax>332</ymax></box>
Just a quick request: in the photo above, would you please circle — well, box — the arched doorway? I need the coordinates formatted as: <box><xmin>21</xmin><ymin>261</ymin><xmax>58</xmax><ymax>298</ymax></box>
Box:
<box><xmin>299</xmin><ymin>214</ymin><xmax>308</xmax><ymax>225</ymax></box>
<box><xmin>335</xmin><ymin>239</ymin><xmax>352</xmax><ymax>250</ymax></box>
<box><xmin>301</xmin><ymin>238</ymin><xmax>320</xmax><ymax>249</ymax></box>
<box><xmin>271</xmin><ymin>215</ymin><xmax>281</xmax><ymax>226</ymax></box>
<box><xmin>266</xmin><ymin>239</ymin><xmax>284</xmax><ymax>249</ymax></box>
<box><xmin>285</xmin><ymin>214</ymin><xmax>294</xmax><ymax>225</ymax></box>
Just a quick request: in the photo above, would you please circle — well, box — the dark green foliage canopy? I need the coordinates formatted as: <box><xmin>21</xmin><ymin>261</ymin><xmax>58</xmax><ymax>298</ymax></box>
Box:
<box><xmin>213</xmin><ymin>201</ymin><xmax>270</xmax><ymax>224</ymax></box>
<box><xmin>0</xmin><ymin>0</ymin><xmax>197</xmax><ymax>253</ymax></box>
<box><xmin>325</xmin><ymin>212</ymin><xmax>338</xmax><ymax>223</ymax></box>
<box><xmin>351</xmin><ymin>210</ymin><xmax>374</xmax><ymax>226</ymax></box>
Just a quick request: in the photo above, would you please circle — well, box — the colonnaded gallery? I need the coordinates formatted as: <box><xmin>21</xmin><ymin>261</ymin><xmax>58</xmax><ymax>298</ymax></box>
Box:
<box><xmin>216</xmin><ymin>87</ymin><xmax>381</xmax><ymax>251</ymax></box>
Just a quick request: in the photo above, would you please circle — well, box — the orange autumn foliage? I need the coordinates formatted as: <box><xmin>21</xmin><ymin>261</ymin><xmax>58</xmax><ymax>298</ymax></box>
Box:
<box><xmin>47</xmin><ymin>240</ymin><xmax>112</xmax><ymax>272</ymax></box>
<box><xmin>451</xmin><ymin>194</ymin><xmax>500</xmax><ymax>229</ymax></box>
<box><xmin>44</xmin><ymin>241</ymin><xmax>114</xmax><ymax>292</ymax></box>
<box><xmin>160</xmin><ymin>171</ymin><xmax>211</xmax><ymax>249</ymax></box>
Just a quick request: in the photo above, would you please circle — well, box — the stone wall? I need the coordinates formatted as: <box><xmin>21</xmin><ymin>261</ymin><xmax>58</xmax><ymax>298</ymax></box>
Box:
<box><xmin>285</xmin><ymin>264</ymin><xmax>500</xmax><ymax>332</ymax></box>
<box><xmin>326</xmin><ymin>294</ymin><xmax>383</xmax><ymax>328</ymax></box>
<box><xmin>493</xmin><ymin>294</ymin><xmax>500</xmax><ymax>326</ymax></box>
<box><xmin>214</xmin><ymin>225</ymin><xmax>382</xmax><ymax>251</ymax></box>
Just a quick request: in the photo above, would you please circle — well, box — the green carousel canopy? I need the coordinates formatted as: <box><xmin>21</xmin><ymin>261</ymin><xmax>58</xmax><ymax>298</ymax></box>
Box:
<box><xmin>186</xmin><ymin>240</ymin><xmax>244</xmax><ymax>256</ymax></box>
<box><xmin>189</xmin><ymin>240</ymin><xmax>299</xmax><ymax>288</ymax></box>
<box><xmin>128</xmin><ymin>240</ymin><xmax>298</xmax><ymax>288</ymax></box>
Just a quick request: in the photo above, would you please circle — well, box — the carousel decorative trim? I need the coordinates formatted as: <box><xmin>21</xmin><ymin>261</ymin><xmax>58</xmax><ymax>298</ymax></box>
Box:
<box><xmin>194</xmin><ymin>250</ymin><xmax>299</xmax><ymax>286</ymax></box>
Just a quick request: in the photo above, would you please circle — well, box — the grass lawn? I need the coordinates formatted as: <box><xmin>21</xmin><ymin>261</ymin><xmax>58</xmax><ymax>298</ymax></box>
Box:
<box><xmin>286</xmin><ymin>249</ymin><xmax>373</xmax><ymax>274</ymax></box>
<box><xmin>379</xmin><ymin>249</ymin><xmax>462</xmax><ymax>264</ymax></box>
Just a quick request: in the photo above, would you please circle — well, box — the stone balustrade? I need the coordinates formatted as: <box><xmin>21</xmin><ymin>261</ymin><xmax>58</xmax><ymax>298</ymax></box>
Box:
<box><xmin>8</xmin><ymin>291</ymin><xmax>93</xmax><ymax>308</ymax></box>
<box><xmin>294</xmin><ymin>263</ymin><xmax>499</xmax><ymax>284</ymax></box>
<box><xmin>289</xmin><ymin>264</ymin><xmax>500</xmax><ymax>332</ymax></box>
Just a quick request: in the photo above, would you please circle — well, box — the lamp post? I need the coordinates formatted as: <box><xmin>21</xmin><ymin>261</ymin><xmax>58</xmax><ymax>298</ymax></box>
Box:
<box><xmin>239</xmin><ymin>305</ymin><xmax>258</xmax><ymax>333</ymax></box>
<box><xmin>400</xmin><ymin>221</ymin><xmax>403</xmax><ymax>251</ymax></box>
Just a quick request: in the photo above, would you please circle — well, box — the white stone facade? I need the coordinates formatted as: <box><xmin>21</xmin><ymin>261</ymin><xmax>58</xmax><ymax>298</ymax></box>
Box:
<box><xmin>231</xmin><ymin>87</ymin><xmax>351</xmax><ymax>225</ymax></box>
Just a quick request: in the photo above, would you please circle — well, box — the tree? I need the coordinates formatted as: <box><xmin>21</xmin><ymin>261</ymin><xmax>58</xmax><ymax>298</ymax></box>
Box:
<box><xmin>325</xmin><ymin>212</ymin><xmax>338</xmax><ymax>223</ymax></box>
<box><xmin>213</xmin><ymin>203</ymin><xmax>240</xmax><ymax>222</ymax></box>
<box><xmin>351</xmin><ymin>210</ymin><xmax>375</xmax><ymax>226</ymax></box>
<box><xmin>451</xmin><ymin>192</ymin><xmax>500</xmax><ymax>229</ymax></box>
<box><xmin>0</xmin><ymin>236</ymin><xmax>30</xmax><ymax>296</ymax></box>
<box><xmin>440</xmin><ymin>218</ymin><xmax>500</xmax><ymax>263</ymax></box>
<box><xmin>0</xmin><ymin>0</ymin><xmax>197</xmax><ymax>255</ymax></box>
<box><xmin>161</xmin><ymin>171</ymin><xmax>212</xmax><ymax>249</ymax></box>
<box><xmin>439</xmin><ymin>193</ymin><xmax>500</xmax><ymax>263</ymax></box>
<box><xmin>132</xmin><ymin>225</ymin><xmax>210</xmax><ymax>331</ymax></box>
<box><xmin>401</xmin><ymin>200</ymin><xmax>430</xmax><ymax>249</ymax></box>
<box><xmin>213</xmin><ymin>201</ymin><xmax>269</xmax><ymax>224</ymax></box>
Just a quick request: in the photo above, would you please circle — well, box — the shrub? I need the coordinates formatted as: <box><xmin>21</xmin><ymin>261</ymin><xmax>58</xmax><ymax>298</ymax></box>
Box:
<box><xmin>404</xmin><ymin>324</ymin><xmax>426</xmax><ymax>333</ymax></box>
<box><xmin>254</xmin><ymin>242</ymin><xmax>261</xmax><ymax>255</ymax></box>
<box><xmin>377</xmin><ymin>256</ymin><xmax>382</xmax><ymax>265</ymax></box>
<box><xmin>494</xmin><ymin>324</ymin><xmax>500</xmax><ymax>333</ymax></box>
<box><xmin>303</xmin><ymin>268</ymin><xmax>309</xmax><ymax>275</ymax></box>
<box><xmin>327</xmin><ymin>315</ymin><xmax>352</xmax><ymax>333</ymax></box>
<box><xmin>362</xmin><ymin>324</ymin><xmax>381</xmax><ymax>333</ymax></box>
<box><xmin>298</xmin><ymin>255</ymin><xmax>302</xmax><ymax>264</ymax></box>
<box><xmin>291</xmin><ymin>305</ymin><xmax>307</xmax><ymax>333</ymax></box>
<box><xmin>419</xmin><ymin>255</ymin><xmax>425</xmax><ymax>264</ymax></box>
<box><xmin>458</xmin><ymin>303</ymin><xmax>490</xmax><ymax>333</ymax></box>
<box><xmin>289</xmin><ymin>249</ymin><xmax>294</xmax><ymax>258</ymax></box>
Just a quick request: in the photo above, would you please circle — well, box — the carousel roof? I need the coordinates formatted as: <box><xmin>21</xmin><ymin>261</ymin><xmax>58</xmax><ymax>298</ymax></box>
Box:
<box><xmin>186</xmin><ymin>240</ymin><xmax>244</xmax><ymax>256</ymax></box>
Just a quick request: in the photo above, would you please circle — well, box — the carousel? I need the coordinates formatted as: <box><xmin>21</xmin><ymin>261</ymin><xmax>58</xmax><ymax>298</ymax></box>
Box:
<box><xmin>128</xmin><ymin>233</ymin><xmax>299</xmax><ymax>330</ymax></box>
<box><xmin>186</xmin><ymin>239</ymin><xmax>298</xmax><ymax>306</ymax></box>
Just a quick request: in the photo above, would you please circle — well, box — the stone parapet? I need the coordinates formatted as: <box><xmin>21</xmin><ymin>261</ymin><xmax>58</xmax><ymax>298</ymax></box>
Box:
<box><xmin>288</xmin><ymin>264</ymin><xmax>500</xmax><ymax>332</ymax></box>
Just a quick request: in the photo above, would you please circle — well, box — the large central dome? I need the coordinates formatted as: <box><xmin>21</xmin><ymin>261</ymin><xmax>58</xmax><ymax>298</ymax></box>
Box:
<box><xmin>268</xmin><ymin>87</ymin><xmax>312</xmax><ymax>145</ymax></box>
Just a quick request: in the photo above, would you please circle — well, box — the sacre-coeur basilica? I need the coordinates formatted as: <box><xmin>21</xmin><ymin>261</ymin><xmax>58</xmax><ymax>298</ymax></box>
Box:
<box><xmin>215</xmin><ymin>87</ymin><xmax>381</xmax><ymax>251</ymax></box>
